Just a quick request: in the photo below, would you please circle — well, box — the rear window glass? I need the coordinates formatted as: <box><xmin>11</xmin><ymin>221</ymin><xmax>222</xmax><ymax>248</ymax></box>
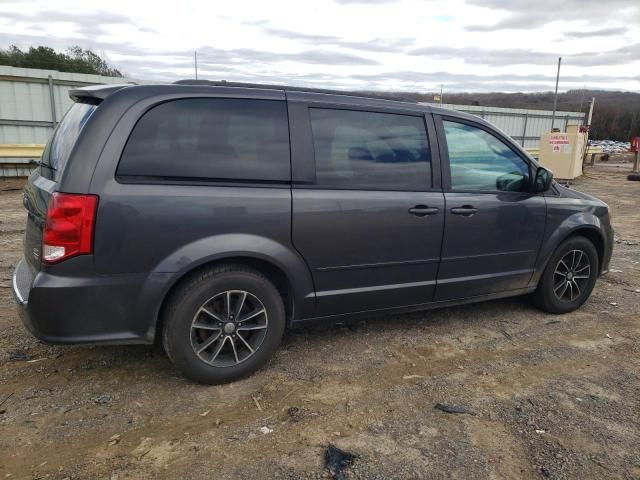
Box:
<box><xmin>309</xmin><ymin>108</ymin><xmax>431</xmax><ymax>191</ymax></box>
<box><xmin>44</xmin><ymin>102</ymin><xmax>96</xmax><ymax>179</ymax></box>
<box><xmin>117</xmin><ymin>98</ymin><xmax>290</xmax><ymax>182</ymax></box>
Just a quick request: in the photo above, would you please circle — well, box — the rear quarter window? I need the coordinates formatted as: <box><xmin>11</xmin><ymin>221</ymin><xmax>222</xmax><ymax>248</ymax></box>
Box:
<box><xmin>44</xmin><ymin>102</ymin><xmax>96</xmax><ymax>180</ymax></box>
<box><xmin>117</xmin><ymin>98</ymin><xmax>290</xmax><ymax>182</ymax></box>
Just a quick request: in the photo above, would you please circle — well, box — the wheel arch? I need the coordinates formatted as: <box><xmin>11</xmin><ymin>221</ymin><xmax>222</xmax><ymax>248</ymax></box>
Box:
<box><xmin>532</xmin><ymin>221</ymin><xmax>606</xmax><ymax>286</ymax></box>
<box><xmin>571</xmin><ymin>228</ymin><xmax>604</xmax><ymax>272</ymax></box>
<box><xmin>143</xmin><ymin>234</ymin><xmax>316</xmax><ymax>342</ymax></box>
<box><xmin>156</xmin><ymin>256</ymin><xmax>300</xmax><ymax>341</ymax></box>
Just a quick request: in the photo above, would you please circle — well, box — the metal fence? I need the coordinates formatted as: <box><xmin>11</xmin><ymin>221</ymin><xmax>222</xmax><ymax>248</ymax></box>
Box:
<box><xmin>0</xmin><ymin>65</ymin><xmax>133</xmax><ymax>144</ymax></box>
<box><xmin>0</xmin><ymin>66</ymin><xmax>134</xmax><ymax>177</ymax></box>
<box><xmin>421</xmin><ymin>103</ymin><xmax>585</xmax><ymax>148</ymax></box>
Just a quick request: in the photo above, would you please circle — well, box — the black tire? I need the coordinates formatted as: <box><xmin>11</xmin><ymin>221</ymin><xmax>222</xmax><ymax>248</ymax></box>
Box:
<box><xmin>162</xmin><ymin>264</ymin><xmax>285</xmax><ymax>384</ymax></box>
<box><xmin>628</xmin><ymin>174</ymin><xmax>640</xmax><ymax>181</ymax></box>
<box><xmin>532</xmin><ymin>236</ymin><xmax>599</xmax><ymax>314</ymax></box>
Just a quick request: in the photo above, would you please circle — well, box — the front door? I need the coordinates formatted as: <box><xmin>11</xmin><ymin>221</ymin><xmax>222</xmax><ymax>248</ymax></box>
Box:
<box><xmin>435</xmin><ymin>116</ymin><xmax>547</xmax><ymax>301</ymax></box>
<box><xmin>290</xmin><ymin>99</ymin><xmax>445</xmax><ymax>316</ymax></box>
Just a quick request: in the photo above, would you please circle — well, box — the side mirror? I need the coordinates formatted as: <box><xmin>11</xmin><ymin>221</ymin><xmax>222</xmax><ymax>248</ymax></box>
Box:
<box><xmin>533</xmin><ymin>167</ymin><xmax>553</xmax><ymax>193</ymax></box>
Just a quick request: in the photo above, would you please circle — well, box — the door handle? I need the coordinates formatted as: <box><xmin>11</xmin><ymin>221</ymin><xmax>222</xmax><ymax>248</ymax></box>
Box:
<box><xmin>451</xmin><ymin>205</ymin><xmax>478</xmax><ymax>216</ymax></box>
<box><xmin>408</xmin><ymin>205</ymin><xmax>439</xmax><ymax>217</ymax></box>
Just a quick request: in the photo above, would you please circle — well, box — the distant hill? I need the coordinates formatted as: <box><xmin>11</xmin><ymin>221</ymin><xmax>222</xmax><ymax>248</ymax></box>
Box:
<box><xmin>358</xmin><ymin>89</ymin><xmax>640</xmax><ymax>141</ymax></box>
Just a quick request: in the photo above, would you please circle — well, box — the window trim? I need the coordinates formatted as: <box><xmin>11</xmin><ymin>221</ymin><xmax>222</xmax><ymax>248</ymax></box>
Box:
<box><xmin>294</xmin><ymin>104</ymin><xmax>437</xmax><ymax>192</ymax></box>
<box><xmin>435</xmin><ymin>114</ymin><xmax>534</xmax><ymax>195</ymax></box>
<box><xmin>114</xmin><ymin>96</ymin><xmax>291</xmax><ymax>185</ymax></box>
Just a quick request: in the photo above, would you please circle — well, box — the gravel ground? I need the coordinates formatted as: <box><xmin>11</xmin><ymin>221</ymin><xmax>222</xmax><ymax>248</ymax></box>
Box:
<box><xmin>0</xmin><ymin>163</ymin><xmax>638</xmax><ymax>480</ymax></box>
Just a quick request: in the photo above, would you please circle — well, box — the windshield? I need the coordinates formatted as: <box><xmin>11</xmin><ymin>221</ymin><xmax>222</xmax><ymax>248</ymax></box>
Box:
<box><xmin>42</xmin><ymin>102</ymin><xmax>96</xmax><ymax>179</ymax></box>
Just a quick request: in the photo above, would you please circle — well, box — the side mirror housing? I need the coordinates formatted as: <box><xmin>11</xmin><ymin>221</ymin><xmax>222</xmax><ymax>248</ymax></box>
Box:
<box><xmin>533</xmin><ymin>167</ymin><xmax>554</xmax><ymax>193</ymax></box>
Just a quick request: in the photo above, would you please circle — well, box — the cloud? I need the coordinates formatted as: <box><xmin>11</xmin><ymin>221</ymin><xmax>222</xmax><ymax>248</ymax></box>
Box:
<box><xmin>465</xmin><ymin>0</ymin><xmax>639</xmax><ymax>30</ymax></box>
<box><xmin>410</xmin><ymin>45</ymin><xmax>556</xmax><ymax>66</ymax></box>
<box><xmin>564</xmin><ymin>27</ymin><xmax>628</xmax><ymax>38</ymax></box>
<box><xmin>332</xmin><ymin>0</ymin><xmax>398</xmax><ymax>4</ymax></box>
<box><xmin>0</xmin><ymin>29</ymin><xmax>379</xmax><ymax>77</ymax></box>
<box><xmin>409</xmin><ymin>43</ymin><xmax>640</xmax><ymax>67</ymax></box>
<box><xmin>194</xmin><ymin>46</ymin><xmax>379</xmax><ymax>66</ymax></box>
<box><xmin>334</xmin><ymin>37</ymin><xmax>415</xmax><ymax>53</ymax></box>
<box><xmin>568</xmin><ymin>43</ymin><xmax>640</xmax><ymax>67</ymax></box>
<box><xmin>348</xmin><ymin>70</ymin><xmax>638</xmax><ymax>90</ymax></box>
<box><xmin>260</xmin><ymin>27</ymin><xmax>342</xmax><ymax>43</ymax></box>
<box><xmin>0</xmin><ymin>9</ymin><xmax>152</xmax><ymax>38</ymax></box>
<box><xmin>2</xmin><ymin>9</ymin><xmax>132</xmax><ymax>26</ymax></box>
<box><xmin>249</xmin><ymin>23</ymin><xmax>414</xmax><ymax>53</ymax></box>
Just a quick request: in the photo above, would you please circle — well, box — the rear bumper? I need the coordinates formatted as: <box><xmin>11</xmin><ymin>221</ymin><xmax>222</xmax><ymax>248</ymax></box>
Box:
<box><xmin>12</xmin><ymin>257</ymin><xmax>163</xmax><ymax>345</ymax></box>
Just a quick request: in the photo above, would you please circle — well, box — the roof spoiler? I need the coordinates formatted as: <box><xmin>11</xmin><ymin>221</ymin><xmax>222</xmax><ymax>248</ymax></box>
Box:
<box><xmin>69</xmin><ymin>83</ymin><xmax>135</xmax><ymax>104</ymax></box>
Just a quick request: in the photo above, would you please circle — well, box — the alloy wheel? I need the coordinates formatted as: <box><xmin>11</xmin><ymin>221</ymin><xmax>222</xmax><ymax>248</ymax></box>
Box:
<box><xmin>553</xmin><ymin>249</ymin><xmax>591</xmax><ymax>302</ymax></box>
<box><xmin>190</xmin><ymin>290</ymin><xmax>268</xmax><ymax>367</ymax></box>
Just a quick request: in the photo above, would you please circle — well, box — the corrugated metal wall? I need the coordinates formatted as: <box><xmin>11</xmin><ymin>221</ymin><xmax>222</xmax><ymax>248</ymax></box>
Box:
<box><xmin>422</xmin><ymin>103</ymin><xmax>585</xmax><ymax>148</ymax></box>
<box><xmin>0</xmin><ymin>66</ymin><xmax>134</xmax><ymax>144</ymax></box>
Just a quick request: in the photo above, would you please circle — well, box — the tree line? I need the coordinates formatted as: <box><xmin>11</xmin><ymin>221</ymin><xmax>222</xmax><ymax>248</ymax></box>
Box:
<box><xmin>0</xmin><ymin>45</ymin><xmax>122</xmax><ymax>77</ymax></box>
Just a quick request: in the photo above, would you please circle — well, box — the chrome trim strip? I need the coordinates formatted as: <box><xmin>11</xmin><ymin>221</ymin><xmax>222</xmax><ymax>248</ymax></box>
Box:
<box><xmin>12</xmin><ymin>260</ymin><xmax>27</xmax><ymax>305</ymax></box>
<box><xmin>316</xmin><ymin>258</ymin><xmax>440</xmax><ymax>272</ymax></box>
<box><xmin>315</xmin><ymin>279</ymin><xmax>436</xmax><ymax>297</ymax></box>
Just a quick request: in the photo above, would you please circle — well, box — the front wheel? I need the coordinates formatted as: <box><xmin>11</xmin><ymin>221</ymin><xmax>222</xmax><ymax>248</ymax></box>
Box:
<box><xmin>532</xmin><ymin>236</ymin><xmax>599</xmax><ymax>314</ymax></box>
<box><xmin>162</xmin><ymin>265</ymin><xmax>285</xmax><ymax>384</ymax></box>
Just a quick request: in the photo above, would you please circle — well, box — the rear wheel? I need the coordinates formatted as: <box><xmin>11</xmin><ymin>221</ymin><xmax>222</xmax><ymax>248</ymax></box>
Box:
<box><xmin>162</xmin><ymin>265</ymin><xmax>285</xmax><ymax>384</ymax></box>
<box><xmin>532</xmin><ymin>236</ymin><xmax>599</xmax><ymax>314</ymax></box>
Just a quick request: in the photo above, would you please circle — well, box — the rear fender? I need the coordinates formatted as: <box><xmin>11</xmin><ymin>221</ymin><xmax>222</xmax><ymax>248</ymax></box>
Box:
<box><xmin>139</xmin><ymin>234</ymin><xmax>316</xmax><ymax>340</ymax></box>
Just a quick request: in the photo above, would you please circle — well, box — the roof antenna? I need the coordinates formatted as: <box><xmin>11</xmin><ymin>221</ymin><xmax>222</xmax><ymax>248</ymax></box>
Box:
<box><xmin>194</xmin><ymin>50</ymin><xmax>198</xmax><ymax>80</ymax></box>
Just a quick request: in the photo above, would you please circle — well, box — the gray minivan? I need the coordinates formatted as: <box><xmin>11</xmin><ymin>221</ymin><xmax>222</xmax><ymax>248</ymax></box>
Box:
<box><xmin>13</xmin><ymin>81</ymin><xmax>613</xmax><ymax>384</ymax></box>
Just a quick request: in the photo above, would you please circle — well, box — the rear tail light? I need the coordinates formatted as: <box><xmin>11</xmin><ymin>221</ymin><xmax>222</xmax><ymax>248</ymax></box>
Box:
<box><xmin>42</xmin><ymin>192</ymin><xmax>98</xmax><ymax>264</ymax></box>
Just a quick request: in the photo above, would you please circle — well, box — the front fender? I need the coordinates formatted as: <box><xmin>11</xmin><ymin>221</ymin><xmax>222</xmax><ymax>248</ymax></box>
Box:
<box><xmin>530</xmin><ymin>211</ymin><xmax>605</xmax><ymax>286</ymax></box>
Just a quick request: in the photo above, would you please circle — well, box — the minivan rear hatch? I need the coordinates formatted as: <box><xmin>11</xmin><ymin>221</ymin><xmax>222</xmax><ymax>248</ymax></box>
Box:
<box><xmin>22</xmin><ymin>101</ymin><xmax>97</xmax><ymax>273</ymax></box>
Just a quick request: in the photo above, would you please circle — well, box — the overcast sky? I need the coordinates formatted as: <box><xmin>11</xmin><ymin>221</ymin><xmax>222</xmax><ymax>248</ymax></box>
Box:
<box><xmin>1</xmin><ymin>0</ymin><xmax>639</xmax><ymax>92</ymax></box>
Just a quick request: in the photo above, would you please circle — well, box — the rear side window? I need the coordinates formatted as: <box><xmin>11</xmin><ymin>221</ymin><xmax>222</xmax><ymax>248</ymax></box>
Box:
<box><xmin>44</xmin><ymin>102</ymin><xmax>96</xmax><ymax>179</ymax></box>
<box><xmin>309</xmin><ymin>108</ymin><xmax>431</xmax><ymax>190</ymax></box>
<box><xmin>117</xmin><ymin>99</ymin><xmax>290</xmax><ymax>182</ymax></box>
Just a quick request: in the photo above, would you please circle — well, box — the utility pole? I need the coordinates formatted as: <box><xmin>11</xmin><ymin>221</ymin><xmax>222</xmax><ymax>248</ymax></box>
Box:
<box><xmin>578</xmin><ymin>86</ymin><xmax>586</xmax><ymax>125</ymax></box>
<box><xmin>628</xmin><ymin>112</ymin><xmax>638</xmax><ymax>141</ymax></box>
<box><xmin>440</xmin><ymin>84</ymin><xmax>443</xmax><ymax>105</ymax></box>
<box><xmin>551</xmin><ymin>56</ymin><xmax>562</xmax><ymax>131</ymax></box>
<box><xmin>583</xmin><ymin>97</ymin><xmax>596</xmax><ymax>166</ymax></box>
<box><xmin>586</xmin><ymin>97</ymin><xmax>595</xmax><ymax>127</ymax></box>
<box><xmin>194</xmin><ymin>50</ymin><xmax>198</xmax><ymax>80</ymax></box>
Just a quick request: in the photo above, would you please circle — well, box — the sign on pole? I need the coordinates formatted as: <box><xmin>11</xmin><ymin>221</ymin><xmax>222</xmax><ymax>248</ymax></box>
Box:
<box><xmin>549</xmin><ymin>133</ymin><xmax>571</xmax><ymax>154</ymax></box>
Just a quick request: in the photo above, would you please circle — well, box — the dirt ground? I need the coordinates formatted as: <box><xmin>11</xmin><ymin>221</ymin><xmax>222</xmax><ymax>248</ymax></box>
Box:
<box><xmin>0</xmin><ymin>163</ymin><xmax>638</xmax><ymax>480</ymax></box>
